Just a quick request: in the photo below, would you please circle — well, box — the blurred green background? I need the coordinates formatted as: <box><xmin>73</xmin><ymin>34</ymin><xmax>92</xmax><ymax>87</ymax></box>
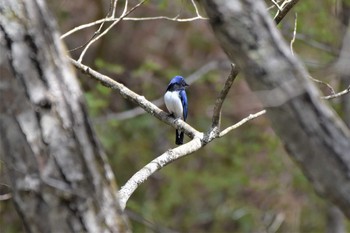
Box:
<box><xmin>1</xmin><ymin>0</ymin><xmax>350</xmax><ymax>232</ymax></box>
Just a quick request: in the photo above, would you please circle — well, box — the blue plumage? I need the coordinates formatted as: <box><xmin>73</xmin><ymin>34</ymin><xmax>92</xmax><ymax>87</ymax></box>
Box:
<box><xmin>164</xmin><ymin>76</ymin><xmax>189</xmax><ymax>145</ymax></box>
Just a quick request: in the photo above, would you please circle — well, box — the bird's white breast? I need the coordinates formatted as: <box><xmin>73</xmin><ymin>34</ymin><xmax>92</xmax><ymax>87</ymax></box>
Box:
<box><xmin>164</xmin><ymin>91</ymin><xmax>183</xmax><ymax>119</ymax></box>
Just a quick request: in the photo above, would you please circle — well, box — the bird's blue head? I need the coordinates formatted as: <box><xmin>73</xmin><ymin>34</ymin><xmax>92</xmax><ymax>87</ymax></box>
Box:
<box><xmin>168</xmin><ymin>76</ymin><xmax>189</xmax><ymax>89</ymax></box>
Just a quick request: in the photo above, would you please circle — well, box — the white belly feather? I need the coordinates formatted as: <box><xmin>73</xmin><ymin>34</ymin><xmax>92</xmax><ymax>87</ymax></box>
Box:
<box><xmin>164</xmin><ymin>91</ymin><xmax>183</xmax><ymax>119</ymax></box>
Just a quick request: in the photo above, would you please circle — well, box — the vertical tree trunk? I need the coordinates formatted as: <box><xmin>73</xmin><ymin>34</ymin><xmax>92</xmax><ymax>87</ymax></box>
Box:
<box><xmin>202</xmin><ymin>0</ymin><xmax>350</xmax><ymax>218</ymax></box>
<box><xmin>0</xmin><ymin>0</ymin><xmax>130</xmax><ymax>232</ymax></box>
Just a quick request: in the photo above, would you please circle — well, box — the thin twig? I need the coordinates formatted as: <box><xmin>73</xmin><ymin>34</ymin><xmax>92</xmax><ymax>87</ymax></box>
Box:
<box><xmin>267</xmin><ymin>213</ymin><xmax>285</xmax><ymax>233</ymax></box>
<box><xmin>267</xmin><ymin>0</ymin><xmax>283</xmax><ymax>10</ymax></box>
<box><xmin>112</xmin><ymin>0</ymin><xmax>118</xmax><ymax>18</ymax></box>
<box><xmin>290</xmin><ymin>12</ymin><xmax>297</xmax><ymax>55</ymax></box>
<box><xmin>219</xmin><ymin>110</ymin><xmax>267</xmax><ymax>137</ymax></box>
<box><xmin>124</xmin><ymin>15</ymin><xmax>207</xmax><ymax>21</ymax></box>
<box><xmin>191</xmin><ymin>0</ymin><xmax>204</xmax><ymax>18</ymax></box>
<box><xmin>211</xmin><ymin>64</ymin><xmax>239</xmax><ymax>129</ymax></box>
<box><xmin>270</xmin><ymin>0</ymin><xmax>283</xmax><ymax>12</ymax></box>
<box><xmin>78</xmin><ymin>0</ymin><xmax>148</xmax><ymax>62</ymax></box>
<box><xmin>322</xmin><ymin>85</ymin><xmax>350</xmax><ymax>100</ymax></box>
<box><xmin>122</xmin><ymin>0</ymin><xmax>129</xmax><ymax>16</ymax></box>
<box><xmin>61</xmin><ymin>16</ymin><xmax>207</xmax><ymax>39</ymax></box>
<box><xmin>68</xmin><ymin>0</ymin><xmax>116</xmax><ymax>52</ymax></box>
<box><xmin>308</xmin><ymin>75</ymin><xmax>335</xmax><ymax>95</ymax></box>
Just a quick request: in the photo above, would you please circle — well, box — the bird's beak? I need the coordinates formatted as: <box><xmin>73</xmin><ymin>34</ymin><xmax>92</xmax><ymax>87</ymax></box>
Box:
<box><xmin>185</xmin><ymin>83</ymin><xmax>189</xmax><ymax>87</ymax></box>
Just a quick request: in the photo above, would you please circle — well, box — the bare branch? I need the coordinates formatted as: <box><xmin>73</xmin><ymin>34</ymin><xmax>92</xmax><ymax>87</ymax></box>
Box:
<box><xmin>124</xmin><ymin>15</ymin><xmax>207</xmax><ymax>21</ymax></box>
<box><xmin>0</xmin><ymin>193</ymin><xmax>12</xmax><ymax>201</ymax></box>
<box><xmin>219</xmin><ymin>110</ymin><xmax>267</xmax><ymax>137</ymax></box>
<box><xmin>112</xmin><ymin>0</ymin><xmax>118</xmax><ymax>18</ymax></box>
<box><xmin>78</xmin><ymin>0</ymin><xmax>148</xmax><ymax>62</ymax></box>
<box><xmin>69</xmin><ymin>58</ymin><xmax>200</xmax><ymax>138</ymax></box>
<box><xmin>322</xmin><ymin>85</ymin><xmax>350</xmax><ymax>100</ymax></box>
<box><xmin>122</xmin><ymin>0</ymin><xmax>129</xmax><ymax>16</ymax></box>
<box><xmin>61</xmin><ymin>16</ymin><xmax>207</xmax><ymax>39</ymax></box>
<box><xmin>267</xmin><ymin>212</ymin><xmax>285</xmax><ymax>233</ymax></box>
<box><xmin>211</xmin><ymin>64</ymin><xmax>239</xmax><ymax>129</ymax></box>
<box><xmin>290</xmin><ymin>12</ymin><xmax>297</xmax><ymax>55</ymax></box>
<box><xmin>274</xmin><ymin>0</ymin><xmax>300</xmax><ymax>24</ymax></box>
<box><xmin>61</xmin><ymin>19</ymin><xmax>106</xmax><ymax>39</ymax></box>
<box><xmin>118</xmin><ymin>137</ymin><xmax>203</xmax><ymax>210</ymax></box>
<box><xmin>308</xmin><ymin>75</ymin><xmax>335</xmax><ymax>95</ymax></box>
<box><xmin>270</xmin><ymin>0</ymin><xmax>283</xmax><ymax>12</ymax></box>
<box><xmin>61</xmin><ymin>2</ymin><xmax>207</xmax><ymax>41</ymax></box>
<box><xmin>191</xmin><ymin>0</ymin><xmax>205</xmax><ymax>18</ymax></box>
<box><xmin>67</xmin><ymin>0</ymin><xmax>117</xmax><ymax>53</ymax></box>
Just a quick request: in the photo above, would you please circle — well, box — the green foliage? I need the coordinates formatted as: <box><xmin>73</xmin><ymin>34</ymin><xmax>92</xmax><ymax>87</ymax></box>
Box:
<box><xmin>295</xmin><ymin>1</ymin><xmax>338</xmax><ymax>44</ymax></box>
<box><xmin>84</xmin><ymin>83</ymin><xmax>112</xmax><ymax>116</ymax></box>
<box><xmin>95</xmin><ymin>58</ymin><xmax>125</xmax><ymax>75</ymax></box>
<box><xmin>132</xmin><ymin>59</ymin><xmax>162</xmax><ymax>77</ymax></box>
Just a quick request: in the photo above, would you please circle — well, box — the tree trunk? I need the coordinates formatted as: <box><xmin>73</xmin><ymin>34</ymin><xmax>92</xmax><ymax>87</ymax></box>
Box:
<box><xmin>202</xmin><ymin>0</ymin><xmax>350</xmax><ymax>219</ymax></box>
<box><xmin>0</xmin><ymin>0</ymin><xmax>130</xmax><ymax>232</ymax></box>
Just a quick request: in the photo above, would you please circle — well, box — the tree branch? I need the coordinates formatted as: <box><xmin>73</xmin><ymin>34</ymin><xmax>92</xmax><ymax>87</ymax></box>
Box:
<box><xmin>211</xmin><ymin>64</ymin><xmax>239</xmax><ymax>129</ymax></box>
<box><xmin>274</xmin><ymin>0</ymin><xmax>300</xmax><ymax>24</ymax></box>
<box><xmin>219</xmin><ymin>110</ymin><xmax>266</xmax><ymax>137</ymax></box>
<box><xmin>92</xmin><ymin>60</ymin><xmax>230</xmax><ymax>123</ymax></box>
<box><xmin>70</xmin><ymin>58</ymin><xmax>200</xmax><ymax>139</ymax></box>
<box><xmin>118</xmin><ymin>138</ymin><xmax>203</xmax><ymax>210</ymax></box>
<box><xmin>118</xmin><ymin>106</ymin><xmax>267</xmax><ymax>210</ymax></box>
<box><xmin>78</xmin><ymin>0</ymin><xmax>148</xmax><ymax>62</ymax></box>
<box><xmin>322</xmin><ymin>85</ymin><xmax>350</xmax><ymax>100</ymax></box>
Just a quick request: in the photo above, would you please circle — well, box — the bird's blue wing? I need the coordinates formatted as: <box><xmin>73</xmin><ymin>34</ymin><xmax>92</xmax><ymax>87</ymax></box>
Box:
<box><xmin>179</xmin><ymin>90</ymin><xmax>188</xmax><ymax>121</ymax></box>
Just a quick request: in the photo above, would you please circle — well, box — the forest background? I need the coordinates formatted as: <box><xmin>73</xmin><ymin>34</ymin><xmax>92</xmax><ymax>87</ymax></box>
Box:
<box><xmin>1</xmin><ymin>0</ymin><xmax>350</xmax><ymax>232</ymax></box>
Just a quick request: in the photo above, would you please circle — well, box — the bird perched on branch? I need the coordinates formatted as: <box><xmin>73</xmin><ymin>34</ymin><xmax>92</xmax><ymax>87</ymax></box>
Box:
<box><xmin>164</xmin><ymin>76</ymin><xmax>189</xmax><ymax>145</ymax></box>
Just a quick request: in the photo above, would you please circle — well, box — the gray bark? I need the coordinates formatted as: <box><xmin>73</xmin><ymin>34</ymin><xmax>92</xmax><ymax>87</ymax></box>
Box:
<box><xmin>0</xmin><ymin>0</ymin><xmax>130</xmax><ymax>232</ymax></box>
<box><xmin>326</xmin><ymin>205</ymin><xmax>345</xmax><ymax>233</ymax></box>
<box><xmin>202</xmin><ymin>0</ymin><xmax>350</xmax><ymax>218</ymax></box>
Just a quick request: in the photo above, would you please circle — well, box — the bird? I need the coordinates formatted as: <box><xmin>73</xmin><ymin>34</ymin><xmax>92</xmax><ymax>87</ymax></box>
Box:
<box><xmin>164</xmin><ymin>76</ymin><xmax>189</xmax><ymax>145</ymax></box>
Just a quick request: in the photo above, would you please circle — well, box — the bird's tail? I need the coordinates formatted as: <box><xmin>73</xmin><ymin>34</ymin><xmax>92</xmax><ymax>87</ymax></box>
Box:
<box><xmin>175</xmin><ymin>130</ymin><xmax>184</xmax><ymax>145</ymax></box>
